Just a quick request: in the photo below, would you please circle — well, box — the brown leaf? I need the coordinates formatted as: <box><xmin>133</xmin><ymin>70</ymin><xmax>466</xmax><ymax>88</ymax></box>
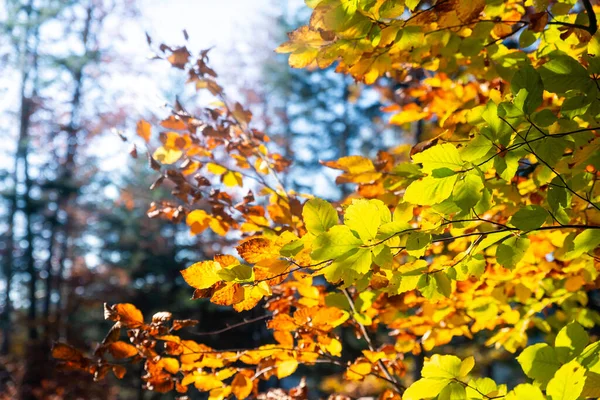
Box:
<box><xmin>160</xmin><ymin>115</ymin><xmax>187</xmax><ymax>131</ymax></box>
<box><xmin>152</xmin><ymin>311</ymin><xmax>173</xmax><ymax>323</ymax></box>
<box><xmin>52</xmin><ymin>343</ymin><xmax>84</xmax><ymax>361</ymax></box>
<box><xmin>167</xmin><ymin>47</ymin><xmax>191</xmax><ymax>69</ymax></box>
<box><xmin>172</xmin><ymin>319</ymin><xmax>199</xmax><ymax>331</ymax></box>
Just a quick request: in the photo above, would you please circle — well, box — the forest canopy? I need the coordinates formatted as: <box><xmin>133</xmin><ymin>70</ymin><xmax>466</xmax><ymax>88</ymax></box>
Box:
<box><xmin>3</xmin><ymin>0</ymin><xmax>600</xmax><ymax>399</ymax></box>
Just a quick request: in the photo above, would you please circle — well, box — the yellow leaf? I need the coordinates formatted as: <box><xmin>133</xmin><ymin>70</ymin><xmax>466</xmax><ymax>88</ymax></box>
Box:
<box><xmin>289</xmin><ymin>47</ymin><xmax>319</xmax><ymax>68</ymax></box>
<box><xmin>180</xmin><ymin>261</ymin><xmax>222</xmax><ymax>290</ymax></box>
<box><xmin>194</xmin><ymin>374</ymin><xmax>224</xmax><ymax>391</ymax></box>
<box><xmin>277</xmin><ymin>359</ymin><xmax>298</xmax><ymax>378</ymax></box>
<box><xmin>153</xmin><ymin>146</ymin><xmax>182</xmax><ymax>165</ymax></box>
<box><xmin>222</xmin><ymin>170</ymin><xmax>243</xmax><ymax>187</ymax></box>
<box><xmin>322</xmin><ymin>155</ymin><xmax>375</xmax><ymax>174</ymax></box>
<box><xmin>160</xmin><ymin>357</ymin><xmax>180</xmax><ymax>374</ymax></box>
<box><xmin>207</xmin><ymin>162</ymin><xmax>228</xmax><ymax>175</ymax></box>
<box><xmin>345</xmin><ymin>360</ymin><xmax>372</xmax><ymax>381</ymax></box>
<box><xmin>209</xmin><ymin>218</ymin><xmax>229</xmax><ymax>236</ymax></box>
<box><xmin>233</xmin><ymin>286</ymin><xmax>264</xmax><ymax>312</ymax></box>
<box><xmin>209</xmin><ymin>386</ymin><xmax>232</xmax><ymax>400</ymax></box>
<box><xmin>186</xmin><ymin>210</ymin><xmax>211</xmax><ymax>235</ymax></box>
<box><xmin>389</xmin><ymin>104</ymin><xmax>429</xmax><ymax>125</ymax></box>
<box><xmin>363</xmin><ymin>350</ymin><xmax>386</xmax><ymax>363</ymax></box>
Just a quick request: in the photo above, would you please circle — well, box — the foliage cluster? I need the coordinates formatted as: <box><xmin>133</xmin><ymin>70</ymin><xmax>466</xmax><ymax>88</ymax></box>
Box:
<box><xmin>54</xmin><ymin>0</ymin><xmax>600</xmax><ymax>399</ymax></box>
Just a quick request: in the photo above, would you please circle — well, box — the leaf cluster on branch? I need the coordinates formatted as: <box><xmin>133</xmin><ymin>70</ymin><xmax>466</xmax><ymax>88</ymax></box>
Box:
<box><xmin>53</xmin><ymin>0</ymin><xmax>600</xmax><ymax>399</ymax></box>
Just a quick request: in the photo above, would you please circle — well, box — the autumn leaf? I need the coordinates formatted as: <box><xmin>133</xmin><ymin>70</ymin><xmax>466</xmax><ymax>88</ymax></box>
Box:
<box><xmin>181</xmin><ymin>261</ymin><xmax>222</xmax><ymax>290</ymax></box>
<box><xmin>107</xmin><ymin>341</ymin><xmax>138</xmax><ymax>359</ymax></box>
<box><xmin>136</xmin><ymin>119</ymin><xmax>152</xmax><ymax>142</ymax></box>
<box><xmin>231</xmin><ymin>372</ymin><xmax>253</xmax><ymax>399</ymax></box>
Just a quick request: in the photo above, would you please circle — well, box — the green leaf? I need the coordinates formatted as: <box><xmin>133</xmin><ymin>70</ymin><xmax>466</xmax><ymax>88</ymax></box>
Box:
<box><xmin>519</xmin><ymin>29</ymin><xmax>537</xmax><ymax>48</ymax></box>
<box><xmin>466</xmin><ymin>378</ymin><xmax>498</xmax><ymax>399</ymax></box>
<box><xmin>509</xmin><ymin>205</ymin><xmax>548</xmax><ymax>231</ymax></box>
<box><xmin>494</xmin><ymin>150</ymin><xmax>520</xmax><ymax>182</ymax></box>
<box><xmin>405</xmin><ymin>0</ymin><xmax>420</xmax><ymax>11</ymax></box>
<box><xmin>404</xmin><ymin>355</ymin><xmax>473</xmax><ymax>400</ymax></box>
<box><xmin>581</xmin><ymin>371</ymin><xmax>600</xmax><ymax>398</ymax></box>
<box><xmin>344</xmin><ymin>199</ymin><xmax>382</xmax><ymax>241</ymax></box>
<box><xmin>418</xmin><ymin>272</ymin><xmax>451</xmax><ymax>300</ymax></box>
<box><xmin>387</xmin><ymin>260</ymin><xmax>428</xmax><ymax>295</ymax></box>
<box><xmin>533</xmin><ymin>136</ymin><xmax>569</xmax><ymax>167</ymax></box>
<box><xmin>411</xmin><ymin>143</ymin><xmax>464</xmax><ymax>174</ymax></box>
<box><xmin>546</xmin><ymin>360</ymin><xmax>586</xmax><ymax>400</ymax></box>
<box><xmin>561</xmin><ymin>94</ymin><xmax>592</xmax><ymax>118</ymax></box>
<box><xmin>448</xmin><ymin>254</ymin><xmax>486</xmax><ymax>281</ymax></box>
<box><xmin>474</xmin><ymin>231</ymin><xmax>512</xmax><ymax>252</ymax></box>
<box><xmin>438</xmin><ymin>382</ymin><xmax>466</xmax><ymax>400</ymax></box>
<box><xmin>406</xmin><ymin>231</ymin><xmax>431</xmax><ymax>258</ymax></box>
<box><xmin>303</xmin><ymin>198</ymin><xmax>338</xmax><ymax>235</ymax></box>
<box><xmin>311</xmin><ymin>225</ymin><xmax>362</xmax><ymax>260</ymax></box>
<box><xmin>325</xmin><ymin>292</ymin><xmax>351</xmax><ymax>311</ymax></box>
<box><xmin>482</xmin><ymin>101</ymin><xmax>512</xmax><ymax>141</ymax></box>
<box><xmin>539</xmin><ymin>55</ymin><xmax>590</xmax><ymax>93</ymax></box>
<box><xmin>452</xmin><ymin>172</ymin><xmax>484</xmax><ymax>212</ymax></box>
<box><xmin>422</xmin><ymin>354</ymin><xmax>464</xmax><ymax>379</ymax></box>
<box><xmin>547</xmin><ymin>176</ymin><xmax>572</xmax><ymax>225</ymax></box>
<box><xmin>517</xmin><ymin>343</ymin><xmax>561</xmax><ymax>385</ymax></box>
<box><xmin>555</xmin><ymin>322</ymin><xmax>589</xmax><ymax>363</ymax></box>
<box><xmin>404</xmin><ymin>174</ymin><xmax>458</xmax><ymax>206</ymax></box>
<box><xmin>216</xmin><ymin>264</ymin><xmax>254</xmax><ymax>283</ymax></box>
<box><xmin>403</xmin><ymin>378</ymin><xmax>450</xmax><ymax>400</ymax></box>
<box><xmin>532</xmin><ymin>109</ymin><xmax>557</xmax><ymax>127</ymax></box>
<box><xmin>322</xmin><ymin>247</ymin><xmax>372</xmax><ymax>283</ymax></box>
<box><xmin>563</xmin><ymin>229</ymin><xmax>600</xmax><ymax>260</ymax></box>
<box><xmin>496</xmin><ymin>236</ymin><xmax>530</xmax><ymax>269</ymax></box>
<box><xmin>460</xmin><ymin>134</ymin><xmax>494</xmax><ymax>162</ymax></box>
<box><xmin>511</xmin><ymin>64</ymin><xmax>543</xmax><ymax>114</ymax></box>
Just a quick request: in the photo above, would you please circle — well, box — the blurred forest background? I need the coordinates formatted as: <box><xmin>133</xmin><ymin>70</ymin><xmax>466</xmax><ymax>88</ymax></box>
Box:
<box><xmin>0</xmin><ymin>0</ymin><xmax>502</xmax><ymax>399</ymax></box>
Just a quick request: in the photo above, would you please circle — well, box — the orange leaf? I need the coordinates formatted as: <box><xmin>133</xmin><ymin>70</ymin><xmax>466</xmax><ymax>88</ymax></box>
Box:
<box><xmin>231</xmin><ymin>372</ymin><xmax>253</xmax><ymax>399</ymax></box>
<box><xmin>105</xmin><ymin>303</ymin><xmax>144</xmax><ymax>328</ymax></box>
<box><xmin>160</xmin><ymin>115</ymin><xmax>187</xmax><ymax>130</ymax></box>
<box><xmin>112</xmin><ymin>365</ymin><xmax>127</xmax><ymax>379</ymax></box>
<box><xmin>186</xmin><ymin>210</ymin><xmax>211</xmax><ymax>235</ymax></box>
<box><xmin>236</xmin><ymin>237</ymin><xmax>278</xmax><ymax>264</ymax></box>
<box><xmin>136</xmin><ymin>120</ymin><xmax>152</xmax><ymax>142</ymax></box>
<box><xmin>211</xmin><ymin>283</ymin><xmax>244</xmax><ymax>306</ymax></box>
<box><xmin>108</xmin><ymin>341</ymin><xmax>138</xmax><ymax>359</ymax></box>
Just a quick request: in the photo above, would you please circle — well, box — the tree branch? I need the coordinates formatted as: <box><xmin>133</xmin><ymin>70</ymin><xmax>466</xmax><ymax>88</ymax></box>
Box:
<box><xmin>342</xmin><ymin>288</ymin><xmax>406</xmax><ymax>393</ymax></box>
<box><xmin>548</xmin><ymin>0</ymin><xmax>597</xmax><ymax>35</ymax></box>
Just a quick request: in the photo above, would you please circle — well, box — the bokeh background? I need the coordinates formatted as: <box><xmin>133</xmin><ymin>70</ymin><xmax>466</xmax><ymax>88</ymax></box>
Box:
<box><xmin>0</xmin><ymin>1</ymin><xmax>513</xmax><ymax>398</ymax></box>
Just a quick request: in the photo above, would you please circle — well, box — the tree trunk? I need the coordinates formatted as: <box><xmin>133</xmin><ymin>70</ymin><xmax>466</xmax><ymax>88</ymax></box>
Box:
<box><xmin>51</xmin><ymin>4</ymin><xmax>92</xmax><ymax>342</ymax></box>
